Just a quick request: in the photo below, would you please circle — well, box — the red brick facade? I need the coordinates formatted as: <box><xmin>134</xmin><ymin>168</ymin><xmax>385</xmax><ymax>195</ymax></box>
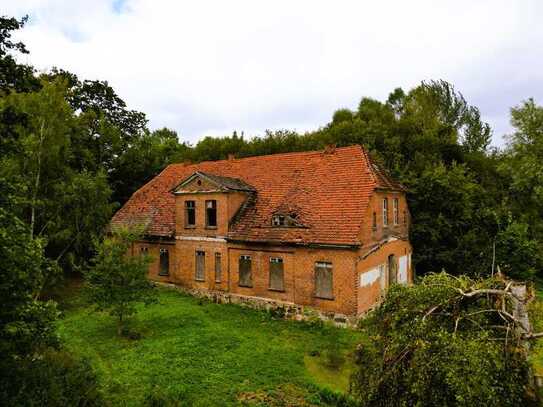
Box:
<box><xmin>116</xmin><ymin>146</ymin><xmax>413</xmax><ymax>316</ymax></box>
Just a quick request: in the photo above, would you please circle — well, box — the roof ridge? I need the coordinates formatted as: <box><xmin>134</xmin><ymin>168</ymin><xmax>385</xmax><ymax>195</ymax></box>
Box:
<box><xmin>169</xmin><ymin>144</ymin><xmax>364</xmax><ymax>167</ymax></box>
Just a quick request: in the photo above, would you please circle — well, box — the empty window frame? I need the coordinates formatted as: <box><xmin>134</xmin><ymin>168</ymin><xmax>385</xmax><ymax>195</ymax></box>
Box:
<box><xmin>185</xmin><ymin>200</ymin><xmax>196</xmax><ymax>227</ymax></box>
<box><xmin>195</xmin><ymin>250</ymin><xmax>205</xmax><ymax>281</ymax></box>
<box><xmin>315</xmin><ymin>261</ymin><xmax>333</xmax><ymax>299</ymax></box>
<box><xmin>215</xmin><ymin>252</ymin><xmax>222</xmax><ymax>282</ymax></box>
<box><xmin>206</xmin><ymin>200</ymin><xmax>217</xmax><ymax>228</ymax></box>
<box><xmin>393</xmin><ymin>198</ymin><xmax>399</xmax><ymax>225</ymax></box>
<box><xmin>269</xmin><ymin>257</ymin><xmax>284</xmax><ymax>291</ymax></box>
<box><xmin>239</xmin><ymin>255</ymin><xmax>252</xmax><ymax>287</ymax></box>
<box><xmin>159</xmin><ymin>248</ymin><xmax>169</xmax><ymax>276</ymax></box>
<box><xmin>383</xmin><ymin>198</ymin><xmax>389</xmax><ymax>227</ymax></box>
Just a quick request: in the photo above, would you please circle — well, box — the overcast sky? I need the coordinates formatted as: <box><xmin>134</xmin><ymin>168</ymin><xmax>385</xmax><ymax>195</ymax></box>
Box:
<box><xmin>4</xmin><ymin>1</ymin><xmax>543</xmax><ymax>146</ymax></box>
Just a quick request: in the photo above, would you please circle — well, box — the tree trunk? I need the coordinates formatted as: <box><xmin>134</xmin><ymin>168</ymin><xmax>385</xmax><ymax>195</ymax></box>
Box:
<box><xmin>30</xmin><ymin>120</ymin><xmax>45</xmax><ymax>240</ymax></box>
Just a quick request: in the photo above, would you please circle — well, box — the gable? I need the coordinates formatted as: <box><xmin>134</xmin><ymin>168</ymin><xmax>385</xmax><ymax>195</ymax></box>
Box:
<box><xmin>174</xmin><ymin>173</ymin><xmax>220</xmax><ymax>193</ymax></box>
<box><xmin>111</xmin><ymin>145</ymin><xmax>389</xmax><ymax>246</ymax></box>
<box><xmin>173</xmin><ymin>172</ymin><xmax>256</xmax><ymax>194</ymax></box>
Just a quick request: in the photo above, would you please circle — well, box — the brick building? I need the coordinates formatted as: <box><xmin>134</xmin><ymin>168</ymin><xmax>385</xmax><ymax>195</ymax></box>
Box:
<box><xmin>111</xmin><ymin>145</ymin><xmax>412</xmax><ymax>316</ymax></box>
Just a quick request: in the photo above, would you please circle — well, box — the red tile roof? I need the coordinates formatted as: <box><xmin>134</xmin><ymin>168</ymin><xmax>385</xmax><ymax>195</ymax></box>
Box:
<box><xmin>111</xmin><ymin>145</ymin><xmax>402</xmax><ymax>246</ymax></box>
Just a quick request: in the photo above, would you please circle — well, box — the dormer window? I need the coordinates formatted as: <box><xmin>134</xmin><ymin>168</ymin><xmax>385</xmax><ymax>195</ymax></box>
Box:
<box><xmin>272</xmin><ymin>215</ymin><xmax>286</xmax><ymax>227</ymax></box>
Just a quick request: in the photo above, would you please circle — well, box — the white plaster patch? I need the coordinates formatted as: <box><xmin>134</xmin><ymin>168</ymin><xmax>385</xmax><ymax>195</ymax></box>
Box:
<box><xmin>398</xmin><ymin>255</ymin><xmax>408</xmax><ymax>284</ymax></box>
<box><xmin>360</xmin><ymin>267</ymin><xmax>381</xmax><ymax>287</ymax></box>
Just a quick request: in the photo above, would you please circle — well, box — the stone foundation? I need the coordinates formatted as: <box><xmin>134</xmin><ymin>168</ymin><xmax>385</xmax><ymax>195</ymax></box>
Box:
<box><xmin>155</xmin><ymin>282</ymin><xmax>358</xmax><ymax>327</ymax></box>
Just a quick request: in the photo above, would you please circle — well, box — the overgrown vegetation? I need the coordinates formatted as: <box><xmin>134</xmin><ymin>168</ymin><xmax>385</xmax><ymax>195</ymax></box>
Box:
<box><xmin>352</xmin><ymin>273</ymin><xmax>540</xmax><ymax>406</ymax></box>
<box><xmin>0</xmin><ymin>181</ymin><xmax>102</xmax><ymax>405</ymax></box>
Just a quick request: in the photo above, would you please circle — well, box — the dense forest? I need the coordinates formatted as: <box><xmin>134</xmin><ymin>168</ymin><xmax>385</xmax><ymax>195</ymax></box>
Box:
<box><xmin>1</xmin><ymin>14</ymin><xmax>543</xmax><ymax>405</ymax></box>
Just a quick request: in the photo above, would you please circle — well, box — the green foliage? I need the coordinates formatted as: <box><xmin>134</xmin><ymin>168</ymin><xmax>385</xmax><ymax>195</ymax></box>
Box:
<box><xmin>351</xmin><ymin>273</ymin><xmax>536</xmax><ymax>406</ymax></box>
<box><xmin>0</xmin><ymin>79</ymin><xmax>116</xmax><ymax>272</ymax></box>
<box><xmin>0</xmin><ymin>349</ymin><xmax>103</xmax><ymax>406</ymax></box>
<box><xmin>0</xmin><ymin>193</ymin><xmax>100</xmax><ymax>405</ymax></box>
<box><xmin>0</xmin><ymin>15</ymin><xmax>40</xmax><ymax>95</ymax></box>
<box><xmin>407</xmin><ymin>162</ymin><xmax>492</xmax><ymax>275</ymax></box>
<box><xmin>85</xmin><ymin>227</ymin><xmax>157</xmax><ymax>334</ymax></box>
<box><xmin>0</xmin><ymin>204</ymin><xmax>59</xmax><ymax>362</ymax></box>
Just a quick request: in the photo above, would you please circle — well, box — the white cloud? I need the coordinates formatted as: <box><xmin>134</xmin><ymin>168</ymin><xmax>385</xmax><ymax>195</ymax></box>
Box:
<box><xmin>4</xmin><ymin>0</ymin><xmax>543</xmax><ymax>145</ymax></box>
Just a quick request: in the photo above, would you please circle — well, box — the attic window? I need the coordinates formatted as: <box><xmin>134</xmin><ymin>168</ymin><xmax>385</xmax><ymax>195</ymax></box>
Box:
<box><xmin>272</xmin><ymin>215</ymin><xmax>286</xmax><ymax>227</ymax></box>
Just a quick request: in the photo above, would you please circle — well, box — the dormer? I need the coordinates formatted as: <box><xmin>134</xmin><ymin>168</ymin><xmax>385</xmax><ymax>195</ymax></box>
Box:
<box><xmin>270</xmin><ymin>212</ymin><xmax>306</xmax><ymax>228</ymax></box>
<box><xmin>172</xmin><ymin>172</ymin><xmax>255</xmax><ymax>238</ymax></box>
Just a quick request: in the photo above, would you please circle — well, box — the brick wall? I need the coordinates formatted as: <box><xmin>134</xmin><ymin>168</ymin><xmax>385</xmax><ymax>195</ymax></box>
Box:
<box><xmin>356</xmin><ymin>239</ymin><xmax>413</xmax><ymax>314</ymax></box>
<box><xmin>135</xmin><ymin>236</ymin><xmax>412</xmax><ymax>316</ymax></box>
<box><xmin>361</xmin><ymin>191</ymin><xmax>410</xmax><ymax>245</ymax></box>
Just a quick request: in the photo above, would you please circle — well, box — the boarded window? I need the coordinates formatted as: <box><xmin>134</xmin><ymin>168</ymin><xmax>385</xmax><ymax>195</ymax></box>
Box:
<box><xmin>388</xmin><ymin>254</ymin><xmax>397</xmax><ymax>285</ymax></box>
<box><xmin>383</xmin><ymin>198</ymin><xmax>388</xmax><ymax>227</ymax></box>
<box><xmin>269</xmin><ymin>257</ymin><xmax>284</xmax><ymax>291</ymax></box>
<box><xmin>195</xmin><ymin>251</ymin><xmax>205</xmax><ymax>281</ymax></box>
<box><xmin>159</xmin><ymin>248</ymin><xmax>169</xmax><ymax>276</ymax></box>
<box><xmin>185</xmin><ymin>200</ymin><xmax>195</xmax><ymax>227</ymax></box>
<box><xmin>315</xmin><ymin>261</ymin><xmax>333</xmax><ymax>299</ymax></box>
<box><xmin>206</xmin><ymin>200</ymin><xmax>217</xmax><ymax>227</ymax></box>
<box><xmin>215</xmin><ymin>252</ymin><xmax>221</xmax><ymax>282</ymax></box>
<box><xmin>239</xmin><ymin>255</ymin><xmax>252</xmax><ymax>287</ymax></box>
<box><xmin>393</xmin><ymin>198</ymin><xmax>399</xmax><ymax>225</ymax></box>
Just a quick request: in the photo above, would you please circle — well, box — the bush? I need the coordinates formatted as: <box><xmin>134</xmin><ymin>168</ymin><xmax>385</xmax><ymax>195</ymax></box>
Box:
<box><xmin>0</xmin><ymin>349</ymin><xmax>103</xmax><ymax>406</ymax></box>
<box><xmin>351</xmin><ymin>273</ymin><xmax>538</xmax><ymax>406</ymax></box>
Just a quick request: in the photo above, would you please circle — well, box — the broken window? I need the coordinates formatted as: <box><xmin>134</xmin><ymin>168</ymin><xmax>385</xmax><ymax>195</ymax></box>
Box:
<box><xmin>195</xmin><ymin>250</ymin><xmax>205</xmax><ymax>281</ymax></box>
<box><xmin>393</xmin><ymin>198</ymin><xmax>399</xmax><ymax>225</ymax></box>
<box><xmin>271</xmin><ymin>215</ymin><xmax>286</xmax><ymax>226</ymax></box>
<box><xmin>185</xmin><ymin>200</ymin><xmax>196</xmax><ymax>227</ymax></box>
<box><xmin>159</xmin><ymin>248</ymin><xmax>169</xmax><ymax>276</ymax></box>
<box><xmin>215</xmin><ymin>252</ymin><xmax>221</xmax><ymax>282</ymax></box>
<box><xmin>383</xmin><ymin>198</ymin><xmax>388</xmax><ymax>227</ymax></box>
<box><xmin>206</xmin><ymin>200</ymin><xmax>217</xmax><ymax>228</ymax></box>
<box><xmin>269</xmin><ymin>257</ymin><xmax>284</xmax><ymax>291</ymax></box>
<box><xmin>239</xmin><ymin>255</ymin><xmax>252</xmax><ymax>287</ymax></box>
<box><xmin>315</xmin><ymin>261</ymin><xmax>333</xmax><ymax>299</ymax></box>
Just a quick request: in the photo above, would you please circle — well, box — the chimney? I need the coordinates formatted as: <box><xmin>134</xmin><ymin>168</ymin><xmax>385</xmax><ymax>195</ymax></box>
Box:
<box><xmin>228</xmin><ymin>153</ymin><xmax>235</xmax><ymax>161</ymax></box>
<box><xmin>323</xmin><ymin>144</ymin><xmax>336</xmax><ymax>154</ymax></box>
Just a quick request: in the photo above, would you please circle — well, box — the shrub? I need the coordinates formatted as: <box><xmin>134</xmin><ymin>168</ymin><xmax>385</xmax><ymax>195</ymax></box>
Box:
<box><xmin>0</xmin><ymin>349</ymin><xmax>103</xmax><ymax>406</ymax></box>
<box><xmin>351</xmin><ymin>273</ymin><xmax>539</xmax><ymax>406</ymax></box>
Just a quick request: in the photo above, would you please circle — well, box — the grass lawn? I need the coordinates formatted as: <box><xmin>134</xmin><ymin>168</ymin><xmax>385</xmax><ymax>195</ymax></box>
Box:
<box><xmin>57</xmin><ymin>285</ymin><xmax>366</xmax><ymax>406</ymax></box>
<box><xmin>530</xmin><ymin>287</ymin><xmax>543</xmax><ymax>377</ymax></box>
